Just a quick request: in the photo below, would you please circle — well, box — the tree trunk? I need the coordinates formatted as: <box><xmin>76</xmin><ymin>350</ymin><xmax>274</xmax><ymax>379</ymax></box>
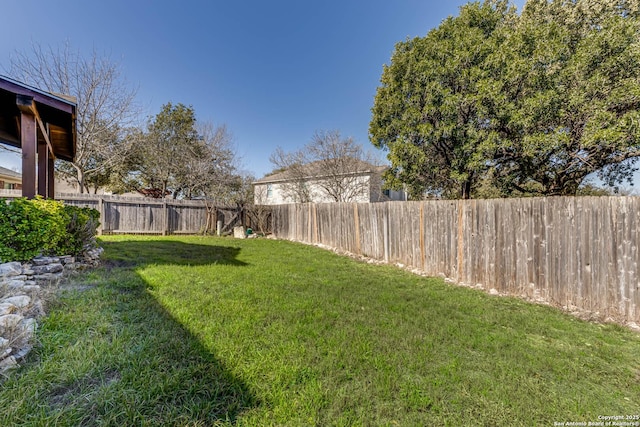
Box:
<box><xmin>74</xmin><ymin>165</ymin><xmax>86</xmax><ymax>194</ymax></box>
<box><xmin>461</xmin><ymin>179</ymin><xmax>472</xmax><ymax>200</ymax></box>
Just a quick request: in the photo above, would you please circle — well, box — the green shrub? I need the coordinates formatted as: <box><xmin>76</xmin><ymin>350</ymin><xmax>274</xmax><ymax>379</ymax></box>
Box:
<box><xmin>0</xmin><ymin>198</ymin><xmax>100</xmax><ymax>262</ymax></box>
<box><xmin>60</xmin><ymin>205</ymin><xmax>101</xmax><ymax>256</ymax></box>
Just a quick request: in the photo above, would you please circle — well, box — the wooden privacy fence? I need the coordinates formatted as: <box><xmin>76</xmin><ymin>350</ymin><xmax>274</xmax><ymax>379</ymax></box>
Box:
<box><xmin>271</xmin><ymin>197</ymin><xmax>640</xmax><ymax>324</ymax></box>
<box><xmin>0</xmin><ymin>192</ymin><xmax>266</xmax><ymax>235</ymax></box>
<box><xmin>61</xmin><ymin>194</ymin><xmax>267</xmax><ymax>235</ymax></box>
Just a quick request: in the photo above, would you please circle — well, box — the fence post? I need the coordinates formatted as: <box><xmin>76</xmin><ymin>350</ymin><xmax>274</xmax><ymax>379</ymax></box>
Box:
<box><xmin>383</xmin><ymin>203</ymin><xmax>390</xmax><ymax>263</ymax></box>
<box><xmin>308</xmin><ymin>203</ymin><xmax>312</xmax><ymax>243</ymax></box>
<box><xmin>457</xmin><ymin>200</ymin><xmax>465</xmax><ymax>282</ymax></box>
<box><xmin>97</xmin><ymin>196</ymin><xmax>104</xmax><ymax>236</ymax></box>
<box><xmin>313</xmin><ymin>204</ymin><xmax>318</xmax><ymax>243</ymax></box>
<box><xmin>354</xmin><ymin>203</ymin><xmax>361</xmax><ymax>255</ymax></box>
<box><xmin>163</xmin><ymin>201</ymin><xmax>168</xmax><ymax>236</ymax></box>
<box><xmin>419</xmin><ymin>202</ymin><xmax>425</xmax><ymax>270</ymax></box>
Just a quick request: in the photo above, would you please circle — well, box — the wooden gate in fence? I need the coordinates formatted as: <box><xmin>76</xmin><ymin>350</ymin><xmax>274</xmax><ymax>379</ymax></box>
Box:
<box><xmin>63</xmin><ymin>195</ymin><xmax>267</xmax><ymax>235</ymax></box>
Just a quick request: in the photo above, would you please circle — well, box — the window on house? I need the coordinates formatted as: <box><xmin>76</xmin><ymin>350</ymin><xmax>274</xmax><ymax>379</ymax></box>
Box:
<box><xmin>266</xmin><ymin>184</ymin><xmax>273</xmax><ymax>198</ymax></box>
<box><xmin>383</xmin><ymin>189</ymin><xmax>391</xmax><ymax>197</ymax></box>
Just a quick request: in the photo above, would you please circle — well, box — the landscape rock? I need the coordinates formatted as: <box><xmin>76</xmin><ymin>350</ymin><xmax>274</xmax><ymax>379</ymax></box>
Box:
<box><xmin>233</xmin><ymin>226</ymin><xmax>246</xmax><ymax>239</ymax></box>
<box><xmin>0</xmin><ymin>303</ymin><xmax>15</xmax><ymax>315</ymax></box>
<box><xmin>19</xmin><ymin>318</ymin><xmax>36</xmax><ymax>338</ymax></box>
<box><xmin>6</xmin><ymin>280</ymin><xmax>27</xmax><ymax>289</ymax></box>
<box><xmin>33</xmin><ymin>273</ymin><xmax>62</xmax><ymax>283</ymax></box>
<box><xmin>32</xmin><ymin>263</ymin><xmax>64</xmax><ymax>275</ymax></box>
<box><xmin>85</xmin><ymin>247</ymin><xmax>103</xmax><ymax>259</ymax></box>
<box><xmin>2</xmin><ymin>296</ymin><xmax>30</xmax><ymax>309</ymax></box>
<box><xmin>30</xmin><ymin>300</ymin><xmax>45</xmax><ymax>317</ymax></box>
<box><xmin>13</xmin><ymin>345</ymin><xmax>32</xmax><ymax>361</ymax></box>
<box><xmin>0</xmin><ymin>355</ymin><xmax>17</xmax><ymax>372</ymax></box>
<box><xmin>59</xmin><ymin>256</ymin><xmax>75</xmax><ymax>265</ymax></box>
<box><xmin>0</xmin><ymin>346</ymin><xmax>11</xmax><ymax>360</ymax></box>
<box><xmin>0</xmin><ymin>314</ymin><xmax>24</xmax><ymax>332</ymax></box>
<box><xmin>0</xmin><ymin>262</ymin><xmax>22</xmax><ymax>277</ymax></box>
<box><xmin>31</xmin><ymin>256</ymin><xmax>59</xmax><ymax>266</ymax></box>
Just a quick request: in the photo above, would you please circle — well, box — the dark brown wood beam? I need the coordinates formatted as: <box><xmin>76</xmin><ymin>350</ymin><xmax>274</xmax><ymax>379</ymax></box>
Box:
<box><xmin>35</xmin><ymin>110</ymin><xmax>55</xmax><ymax>159</ymax></box>
<box><xmin>18</xmin><ymin>95</ymin><xmax>37</xmax><ymax>199</ymax></box>
<box><xmin>47</xmin><ymin>156</ymin><xmax>55</xmax><ymax>199</ymax></box>
<box><xmin>0</xmin><ymin>129</ymin><xmax>19</xmax><ymax>146</ymax></box>
<box><xmin>38</xmin><ymin>142</ymin><xmax>48</xmax><ymax>197</ymax></box>
<box><xmin>20</xmin><ymin>110</ymin><xmax>37</xmax><ymax>199</ymax></box>
<box><xmin>17</xmin><ymin>94</ymin><xmax>60</xmax><ymax>199</ymax></box>
<box><xmin>2</xmin><ymin>79</ymin><xmax>75</xmax><ymax>114</ymax></box>
<box><xmin>16</xmin><ymin>94</ymin><xmax>36</xmax><ymax>116</ymax></box>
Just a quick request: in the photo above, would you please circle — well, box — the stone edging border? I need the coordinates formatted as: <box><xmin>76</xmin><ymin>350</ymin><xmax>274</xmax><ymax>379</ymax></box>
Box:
<box><xmin>0</xmin><ymin>247</ymin><xmax>104</xmax><ymax>374</ymax></box>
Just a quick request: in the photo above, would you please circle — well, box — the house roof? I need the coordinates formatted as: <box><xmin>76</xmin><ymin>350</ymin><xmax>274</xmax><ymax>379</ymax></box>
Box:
<box><xmin>0</xmin><ymin>75</ymin><xmax>76</xmax><ymax>161</ymax></box>
<box><xmin>0</xmin><ymin>165</ymin><xmax>21</xmax><ymax>179</ymax></box>
<box><xmin>253</xmin><ymin>159</ymin><xmax>386</xmax><ymax>184</ymax></box>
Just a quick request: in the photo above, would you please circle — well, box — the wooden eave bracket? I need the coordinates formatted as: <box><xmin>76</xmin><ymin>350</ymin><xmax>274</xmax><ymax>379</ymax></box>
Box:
<box><xmin>16</xmin><ymin>94</ymin><xmax>56</xmax><ymax>160</ymax></box>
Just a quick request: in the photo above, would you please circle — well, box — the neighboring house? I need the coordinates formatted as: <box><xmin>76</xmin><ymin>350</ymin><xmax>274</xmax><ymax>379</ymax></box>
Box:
<box><xmin>0</xmin><ymin>165</ymin><xmax>22</xmax><ymax>190</ymax></box>
<box><xmin>0</xmin><ymin>167</ymin><xmax>116</xmax><ymax>196</ymax></box>
<box><xmin>253</xmin><ymin>160</ymin><xmax>407</xmax><ymax>205</ymax></box>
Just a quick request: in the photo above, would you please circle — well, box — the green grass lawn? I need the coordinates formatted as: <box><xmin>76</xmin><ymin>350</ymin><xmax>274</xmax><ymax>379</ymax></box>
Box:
<box><xmin>0</xmin><ymin>235</ymin><xmax>638</xmax><ymax>426</ymax></box>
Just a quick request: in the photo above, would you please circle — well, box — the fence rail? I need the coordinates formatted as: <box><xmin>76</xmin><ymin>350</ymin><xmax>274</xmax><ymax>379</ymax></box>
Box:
<box><xmin>271</xmin><ymin>197</ymin><xmax>640</xmax><ymax>324</ymax></box>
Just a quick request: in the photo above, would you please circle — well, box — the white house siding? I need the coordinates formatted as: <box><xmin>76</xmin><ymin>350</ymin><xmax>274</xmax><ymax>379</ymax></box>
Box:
<box><xmin>254</xmin><ymin>176</ymin><xmax>371</xmax><ymax>205</ymax></box>
<box><xmin>254</xmin><ymin>182</ymin><xmax>287</xmax><ymax>205</ymax></box>
<box><xmin>254</xmin><ymin>173</ymin><xmax>406</xmax><ymax>205</ymax></box>
<box><xmin>384</xmin><ymin>188</ymin><xmax>407</xmax><ymax>202</ymax></box>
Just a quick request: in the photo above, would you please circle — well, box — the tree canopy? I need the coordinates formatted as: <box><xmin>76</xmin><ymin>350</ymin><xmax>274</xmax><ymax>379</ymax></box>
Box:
<box><xmin>122</xmin><ymin>102</ymin><xmax>238</xmax><ymax>200</ymax></box>
<box><xmin>370</xmin><ymin>0</ymin><xmax>640</xmax><ymax>199</ymax></box>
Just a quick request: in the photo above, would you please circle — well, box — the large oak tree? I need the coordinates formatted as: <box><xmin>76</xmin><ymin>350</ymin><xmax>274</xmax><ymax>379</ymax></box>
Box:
<box><xmin>491</xmin><ymin>0</ymin><xmax>640</xmax><ymax>196</ymax></box>
<box><xmin>370</xmin><ymin>0</ymin><xmax>640</xmax><ymax>199</ymax></box>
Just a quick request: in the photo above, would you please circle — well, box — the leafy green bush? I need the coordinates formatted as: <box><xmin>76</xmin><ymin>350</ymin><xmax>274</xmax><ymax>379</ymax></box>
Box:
<box><xmin>60</xmin><ymin>205</ymin><xmax>101</xmax><ymax>256</ymax></box>
<box><xmin>0</xmin><ymin>198</ymin><xmax>100</xmax><ymax>262</ymax></box>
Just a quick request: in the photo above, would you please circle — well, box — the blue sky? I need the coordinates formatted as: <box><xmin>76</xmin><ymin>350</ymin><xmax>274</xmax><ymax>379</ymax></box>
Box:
<box><xmin>0</xmin><ymin>0</ymin><xmax>526</xmax><ymax>179</ymax></box>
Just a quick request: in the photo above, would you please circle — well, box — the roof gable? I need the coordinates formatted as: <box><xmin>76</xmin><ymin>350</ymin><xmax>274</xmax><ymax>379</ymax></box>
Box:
<box><xmin>254</xmin><ymin>158</ymin><xmax>386</xmax><ymax>184</ymax></box>
<box><xmin>0</xmin><ymin>75</ymin><xmax>77</xmax><ymax>161</ymax></box>
<box><xmin>0</xmin><ymin>165</ymin><xmax>21</xmax><ymax>179</ymax></box>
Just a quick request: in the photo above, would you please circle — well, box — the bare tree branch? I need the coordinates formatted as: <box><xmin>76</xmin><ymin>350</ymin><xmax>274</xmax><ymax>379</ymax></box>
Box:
<box><xmin>7</xmin><ymin>42</ymin><xmax>139</xmax><ymax>193</ymax></box>
<box><xmin>270</xmin><ymin>130</ymin><xmax>381</xmax><ymax>203</ymax></box>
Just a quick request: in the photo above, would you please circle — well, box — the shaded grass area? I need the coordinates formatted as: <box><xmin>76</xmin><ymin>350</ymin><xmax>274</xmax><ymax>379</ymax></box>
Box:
<box><xmin>0</xmin><ymin>238</ymin><xmax>256</xmax><ymax>426</ymax></box>
<box><xmin>0</xmin><ymin>235</ymin><xmax>639</xmax><ymax>425</ymax></box>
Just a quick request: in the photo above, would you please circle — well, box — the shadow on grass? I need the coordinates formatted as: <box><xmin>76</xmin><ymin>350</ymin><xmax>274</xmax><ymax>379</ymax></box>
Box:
<box><xmin>100</xmin><ymin>238</ymin><xmax>248</xmax><ymax>267</ymax></box>
<box><xmin>0</xmin><ymin>238</ymin><xmax>257</xmax><ymax>426</ymax></box>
